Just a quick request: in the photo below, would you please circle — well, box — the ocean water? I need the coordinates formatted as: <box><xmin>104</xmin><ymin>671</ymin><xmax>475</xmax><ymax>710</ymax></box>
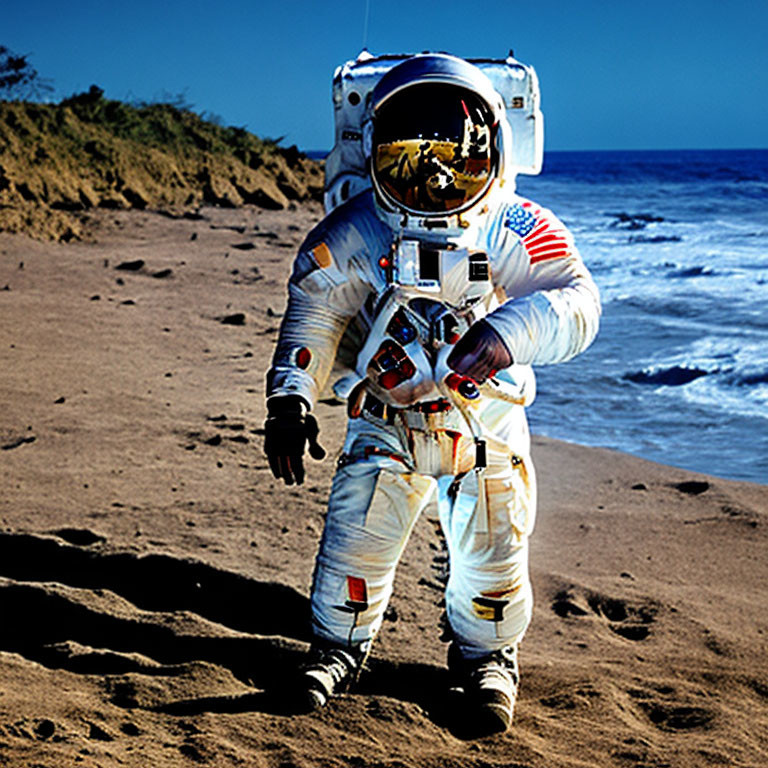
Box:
<box><xmin>516</xmin><ymin>149</ymin><xmax>768</xmax><ymax>485</ymax></box>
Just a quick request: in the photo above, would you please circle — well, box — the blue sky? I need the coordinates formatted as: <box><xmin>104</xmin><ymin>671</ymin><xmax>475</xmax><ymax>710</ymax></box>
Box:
<box><xmin>4</xmin><ymin>0</ymin><xmax>767</xmax><ymax>152</ymax></box>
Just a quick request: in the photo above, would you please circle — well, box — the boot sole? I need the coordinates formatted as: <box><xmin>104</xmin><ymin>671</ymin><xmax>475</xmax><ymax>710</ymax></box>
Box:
<box><xmin>477</xmin><ymin>701</ymin><xmax>512</xmax><ymax>734</ymax></box>
<box><xmin>304</xmin><ymin>686</ymin><xmax>328</xmax><ymax>711</ymax></box>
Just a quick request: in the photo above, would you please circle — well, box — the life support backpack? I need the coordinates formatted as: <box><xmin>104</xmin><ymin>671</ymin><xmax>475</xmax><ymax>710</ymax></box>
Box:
<box><xmin>324</xmin><ymin>50</ymin><xmax>544</xmax><ymax>214</ymax></box>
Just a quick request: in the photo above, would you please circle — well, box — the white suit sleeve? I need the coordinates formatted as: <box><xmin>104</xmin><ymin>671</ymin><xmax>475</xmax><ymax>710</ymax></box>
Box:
<box><xmin>266</xmin><ymin>198</ymin><xmax>384</xmax><ymax>408</ymax></box>
<box><xmin>484</xmin><ymin>202</ymin><xmax>601</xmax><ymax>366</ymax></box>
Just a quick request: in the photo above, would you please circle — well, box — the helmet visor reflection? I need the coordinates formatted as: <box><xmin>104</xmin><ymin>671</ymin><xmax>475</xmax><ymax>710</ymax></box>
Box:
<box><xmin>372</xmin><ymin>84</ymin><xmax>495</xmax><ymax>214</ymax></box>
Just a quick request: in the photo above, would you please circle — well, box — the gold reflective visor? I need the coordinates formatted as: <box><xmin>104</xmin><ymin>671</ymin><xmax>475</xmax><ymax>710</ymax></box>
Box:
<box><xmin>374</xmin><ymin>136</ymin><xmax>493</xmax><ymax>214</ymax></box>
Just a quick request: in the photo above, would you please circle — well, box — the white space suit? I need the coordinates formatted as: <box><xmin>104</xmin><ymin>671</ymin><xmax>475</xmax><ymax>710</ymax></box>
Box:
<box><xmin>266</xmin><ymin>54</ymin><xmax>600</xmax><ymax>674</ymax></box>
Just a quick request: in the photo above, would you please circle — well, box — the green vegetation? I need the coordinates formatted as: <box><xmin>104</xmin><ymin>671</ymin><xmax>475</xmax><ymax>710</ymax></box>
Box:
<box><xmin>0</xmin><ymin>86</ymin><xmax>323</xmax><ymax>241</ymax></box>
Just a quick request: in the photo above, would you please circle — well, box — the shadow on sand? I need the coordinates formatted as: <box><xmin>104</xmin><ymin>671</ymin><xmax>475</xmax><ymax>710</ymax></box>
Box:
<box><xmin>0</xmin><ymin>531</ymin><xmax>485</xmax><ymax>738</ymax></box>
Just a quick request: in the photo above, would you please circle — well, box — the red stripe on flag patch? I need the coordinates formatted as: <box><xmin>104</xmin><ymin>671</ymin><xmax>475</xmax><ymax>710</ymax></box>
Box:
<box><xmin>528</xmin><ymin>242</ymin><xmax>568</xmax><ymax>257</ymax></box>
<box><xmin>530</xmin><ymin>249</ymin><xmax>570</xmax><ymax>264</ymax></box>
<box><xmin>525</xmin><ymin>222</ymin><xmax>549</xmax><ymax>240</ymax></box>
<box><xmin>526</xmin><ymin>233</ymin><xmax>567</xmax><ymax>249</ymax></box>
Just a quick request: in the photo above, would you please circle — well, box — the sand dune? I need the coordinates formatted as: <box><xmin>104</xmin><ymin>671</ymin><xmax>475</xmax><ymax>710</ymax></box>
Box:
<box><xmin>1</xmin><ymin>205</ymin><xmax>766</xmax><ymax>767</ymax></box>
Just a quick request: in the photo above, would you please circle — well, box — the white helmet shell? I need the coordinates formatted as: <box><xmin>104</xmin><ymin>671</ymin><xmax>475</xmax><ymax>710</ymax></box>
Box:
<box><xmin>367</xmin><ymin>53</ymin><xmax>514</xmax><ymax>235</ymax></box>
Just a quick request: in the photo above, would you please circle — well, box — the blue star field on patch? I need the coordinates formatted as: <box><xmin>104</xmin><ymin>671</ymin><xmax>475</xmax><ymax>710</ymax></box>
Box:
<box><xmin>503</xmin><ymin>204</ymin><xmax>537</xmax><ymax>237</ymax></box>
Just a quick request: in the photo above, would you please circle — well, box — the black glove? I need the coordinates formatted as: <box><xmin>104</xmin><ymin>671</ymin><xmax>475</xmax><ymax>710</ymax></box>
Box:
<box><xmin>447</xmin><ymin>318</ymin><xmax>513</xmax><ymax>383</ymax></box>
<box><xmin>264</xmin><ymin>396</ymin><xmax>326</xmax><ymax>485</ymax></box>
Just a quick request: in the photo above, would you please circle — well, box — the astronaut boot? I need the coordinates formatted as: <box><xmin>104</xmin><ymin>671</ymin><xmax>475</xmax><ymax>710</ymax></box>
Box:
<box><xmin>448</xmin><ymin>644</ymin><xmax>519</xmax><ymax>735</ymax></box>
<box><xmin>298</xmin><ymin>643</ymin><xmax>360</xmax><ymax>711</ymax></box>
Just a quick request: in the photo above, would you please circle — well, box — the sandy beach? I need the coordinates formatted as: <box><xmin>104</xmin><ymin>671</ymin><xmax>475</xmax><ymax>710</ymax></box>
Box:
<box><xmin>1</xmin><ymin>204</ymin><xmax>766</xmax><ymax>768</ymax></box>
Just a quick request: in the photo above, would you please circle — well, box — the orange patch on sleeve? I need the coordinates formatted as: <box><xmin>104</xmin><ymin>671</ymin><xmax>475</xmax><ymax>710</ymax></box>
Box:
<box><xmin>311</xmin><ymin>242</ymin><xmax>333</xmax><ymax>268</ymax></box>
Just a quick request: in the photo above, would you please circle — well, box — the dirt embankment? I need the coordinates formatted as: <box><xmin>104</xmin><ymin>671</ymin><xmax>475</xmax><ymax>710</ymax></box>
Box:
<box><xmin>0</xmin><ymin>87</ymin><xmax>324</xmax><ymax>241</ymax></box>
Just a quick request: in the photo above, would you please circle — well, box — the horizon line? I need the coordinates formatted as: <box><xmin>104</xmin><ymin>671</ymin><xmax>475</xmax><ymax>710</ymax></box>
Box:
<box><xmin>303</xmin><ymin>146</ymin><xmax>768</xmax><ymax>156</ymax></box>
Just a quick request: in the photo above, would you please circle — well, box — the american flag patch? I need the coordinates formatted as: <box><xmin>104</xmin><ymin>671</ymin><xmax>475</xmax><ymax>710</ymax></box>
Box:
<box><xmin>514</xmin><ymin>201</ymin><xmax>571</xmax><ymax>265</ymax></box>
<box><xmin>524</xmin><ymin>221</ymin><xmax>571</xmax><ymax>264</ymax></box>
<box><xmin>503</xmin><ymin>204</ymin><xmax>537</xmax><ymax>237</ymax></box>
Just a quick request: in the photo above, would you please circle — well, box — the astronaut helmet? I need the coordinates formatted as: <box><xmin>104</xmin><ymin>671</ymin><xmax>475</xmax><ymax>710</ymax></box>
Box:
<box><xmin>367</xmin><ymin>53</ymin><xmax>509</xmax><ymax>229</ymax></box>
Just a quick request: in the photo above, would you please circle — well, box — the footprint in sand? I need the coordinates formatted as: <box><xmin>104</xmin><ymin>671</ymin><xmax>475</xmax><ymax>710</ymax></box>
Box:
<box><xmin>551</xmin><ymin>587</ymin><xmax>659</xmax><ymax>641</ymax></box>
<box><xmin>628</xmin><ymin>687</ymin><xmax>716</xmax><ymax>731</ymax></box>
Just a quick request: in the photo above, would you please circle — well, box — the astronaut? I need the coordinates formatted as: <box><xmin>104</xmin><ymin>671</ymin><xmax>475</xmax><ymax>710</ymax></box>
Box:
<box><xmin>264</xmin><ymin>53</ymin><xmax>600</xmax><ymax>734</ymax></box>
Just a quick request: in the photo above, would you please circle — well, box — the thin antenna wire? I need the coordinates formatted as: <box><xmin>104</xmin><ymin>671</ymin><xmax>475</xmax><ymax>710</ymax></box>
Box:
<box><xmin>362</xmin><ymin>0</ymin><xmax>371</xmax><ymax>51</ymax></box>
